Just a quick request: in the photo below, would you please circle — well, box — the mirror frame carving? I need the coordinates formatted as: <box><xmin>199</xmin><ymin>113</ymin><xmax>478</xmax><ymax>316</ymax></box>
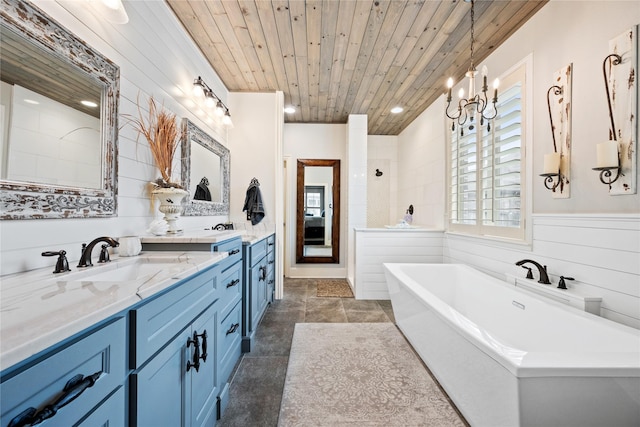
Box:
<box><xmin>0</xmin><ymin>0</ymin><xmax>120</xmax><ymax>220</ymax></box>
<box><xmin>180</xmin><ymin>118</ymin><xmax>230</xmax><ymax>216</ymax></box>
<box><xmin>296</xmin><ymin>159</ymin><xmax>340</xmax><ymax>264</ymax></box>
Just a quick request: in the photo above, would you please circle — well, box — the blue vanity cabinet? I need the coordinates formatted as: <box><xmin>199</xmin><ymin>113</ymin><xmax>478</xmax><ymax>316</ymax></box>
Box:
<box><xmin>131</xmin><ymin>303</ymin><xmax>218</xmax><ymax>427</ymax></box>
<box><xmin>212</xmin><ymin>237</ymin><xmax>243</xmax><ymax>419</ymax></box>
<box><xmin>216</xmin><ymin>296</ymin><xmax>242</xmax><ymax>418</ymax></box>
<box><xmin>138</xmin><ymin>235</ymin><xmax>245</xmax><ymax>421</ymax></box>
<box><xmin>0</xmin><ymin>317</ymin><xmax>126</xmax><ymax>427</ymax></box>
<box><xmin>266</xmin><ymin>234</ymin><xmax>276</xmax><ymax>303</ymax></box>
<box><xmin>129</xmin><ymin>264</ymin><xmax>220</xmax><ymax>427</ymax></box>
<box><xmin>241</xmin><ymin>233</ymin><xmax>275</xmax><ymax>352</ymax></box>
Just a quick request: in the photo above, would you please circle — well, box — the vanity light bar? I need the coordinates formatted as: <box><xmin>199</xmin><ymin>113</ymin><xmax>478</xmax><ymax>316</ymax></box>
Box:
<box><xmin>192</xmin><ymin>76</ymin><xmax>233</xmax><ymax>127</ymax></box>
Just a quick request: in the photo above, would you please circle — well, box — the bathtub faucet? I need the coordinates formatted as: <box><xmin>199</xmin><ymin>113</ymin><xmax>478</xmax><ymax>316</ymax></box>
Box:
<box><xmin>515</xmin><ymin>259</ymin><xmax>551</xmax><ymax>284</ymax></box>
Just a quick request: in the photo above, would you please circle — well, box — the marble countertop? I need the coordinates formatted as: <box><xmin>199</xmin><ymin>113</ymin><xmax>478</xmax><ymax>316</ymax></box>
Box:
<box><xmin>241</xmin><ymin>230</ymin><xmax>274</xmax><ymax>245</ymax></box>
<box><xmin>0</xmin><ymin>251</ymin><xmax>226</xmax><ymax>372</ymax></box>
<box><xmin>140</xmin><ymin>228</ymin><xmax>274</xmax><ymax>246</ymax></box>
<box><xmin>140</xmin><ymin>229</ymin><xmax>244</xmax><ymax>244</ymax></box>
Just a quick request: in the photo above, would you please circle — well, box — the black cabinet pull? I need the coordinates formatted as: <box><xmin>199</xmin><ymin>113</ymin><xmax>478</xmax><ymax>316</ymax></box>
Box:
<box><xmin>226</xmin><ymin>278</ymin><xmax>240</xmax><ymax>288</ymax></box>
<box><xmin>197</xmin><ymin>330</ymin><xmax>208</xmax><ymax>363</ymax></box>
<box><xmin>229</xmin><ymin>249</ymin><xmax>240</xmax><ymax>255</ymax></box>
<box><xmin>8</xmin><ymin>371</ymin><xmax>102</xmax><ymax>427</ymax></box>
<box><xmin>187</xmin><ymin>330</ymin><xmax>208</xmax><ymax>372</ymax></box>
<box><xmin>258</xmin><ymin>266</ymin><xmax>266</xmax><ymax>281</ymax></box>
<box><xmin>268</xmin><ymin>279</ymin><xmax>274</xmax><ymax>285</ymax></box>
<box><xmin>186</xmin><ymin>332</ymin><xmax>201</xmax><ymax>372</ymax></box>
<box><xmin>268</xmin><ymin>242</ymin><xmax>274</xmax><ymax>246</ymax></box>
<box><xmin>226</xmin><ymin>323</ymin><xmax>239</xmax><ymax>335</ymax></box>
<box><xmin>268</xmin><ymin>260</ymin><xmax>274</xmax><ymax>265</ymax></box>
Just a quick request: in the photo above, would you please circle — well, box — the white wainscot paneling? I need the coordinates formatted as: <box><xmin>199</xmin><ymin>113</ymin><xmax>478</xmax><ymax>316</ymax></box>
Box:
<box><xmin>444</xmin><ymin>214</ymin><xmax>640</xmax><ymax>329</ymax></box>
<box><xmin>354</xmin><ymin>228</ymin><xmax>444</xmax><ymax>299</ymax></box>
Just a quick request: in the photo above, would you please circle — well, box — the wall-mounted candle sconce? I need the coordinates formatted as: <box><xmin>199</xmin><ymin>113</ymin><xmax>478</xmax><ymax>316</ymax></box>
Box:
<box><xmin>375</xmin><ymin>169</ymin><xmax>383</xmax><ymax>177</ymax></box>
<box><xmin>193</xmin><ymin>76</ymin><xmax>233</xmax><ymax>128</ymax></box>
<box><xmin>593</xmin><ymin>28</ymin><xmax>637</xmax><ymax>194</ymax></box>
<box><xmin>541</xmin><ymin>86</ymin><xmax>567</xmax><ymax>193</ymax></box>
<box><xmin>593</xmin><ymin>54</ymin><xmax>623</xmax><ymax>190</ymax></box>
<box><xmin>541</xmin><ymin>64</ymin><xmax>572</xmax><ymax>197</ymax></box>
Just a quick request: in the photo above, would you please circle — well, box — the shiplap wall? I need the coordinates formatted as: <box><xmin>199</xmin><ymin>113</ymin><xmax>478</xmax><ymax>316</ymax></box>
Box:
<box><xmin>0</xmin><ymin>1</ymin><xmax>230</xmax><ymax>275</ymax></box>
<box><xmin>444</xmin><ymin>214</ymin><xmax>640</xmax><ymax>329</ymax></box>
<box><xmin>354</xmin><ymin>229</ymin><xmax>444</xmax><ymax>299</ymax></box>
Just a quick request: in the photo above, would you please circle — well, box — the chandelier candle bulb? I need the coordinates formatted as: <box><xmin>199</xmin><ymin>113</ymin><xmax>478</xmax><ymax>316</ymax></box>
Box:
<box><xmin>543</xmin><ymin>152</ymin><xmax>561</xmax><ymax>174</ymax></box>
<box><xmin>596</xmin><ymin>141</ymin><xmax>619</xmax><ymax>168</ymax></box>
<box><xmin>482</xmin><ymin>66</ymin><xmax>488</xmax><ymax>90</ymax></box>
<box><xmin>446</xmin><ymin>78</ymin><xmax>454</xmax><ymax>101</ymax></box>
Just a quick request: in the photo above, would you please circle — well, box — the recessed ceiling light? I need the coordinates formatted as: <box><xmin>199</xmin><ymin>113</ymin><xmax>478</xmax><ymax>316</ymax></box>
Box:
<box><xmin>81</xmin><ymin>100</ymin><xmax>98</xmax><ymax>108</ymax></box>
<box><xmin>390</xmin><ymin>106</ymin><xmax>403</xmax><ymax>114</ymax></box>
<box><xmin>24</xmin><ymin>99</ymin><xmax>39</xmax><ymax>105</ymax></box>
<box><xmin>284</xmin><ymin>106</ymin><xmax>296</xmax><ymax>114</ymax></box>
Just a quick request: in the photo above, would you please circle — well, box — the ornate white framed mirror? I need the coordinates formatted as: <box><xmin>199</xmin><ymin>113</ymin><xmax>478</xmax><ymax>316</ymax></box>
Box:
<box><xmin>0</xmin><ymin>0</ymin><xmax>120</xmax><ymax>219</ymax></box>
<box><xmin>180</xmin><ymin>118</ymin><xmax>230</xmax><ymax>216</ymax></box>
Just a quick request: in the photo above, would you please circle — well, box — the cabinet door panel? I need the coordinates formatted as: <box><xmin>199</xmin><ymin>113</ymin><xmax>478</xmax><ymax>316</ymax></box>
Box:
<box><xmin>249</xmin><ymin>260</ymin><xmax>267</xmax><ymax>332</ymax></box>
<box><xmin>189</xmin><ymin>306</ymin><xmax>218</xmax><ymax>427</ymax></box>
<box><xmin>1</xmin><ymin>318</ymin><xmax>126</xmax><ymax>427</ymax></box>
<box><xmin>218</xmin><ymin>302</ymin><xmax>242</xmax><ymax>390</ymax></box>
<box><xmin>131</xmin><ymin>266</ymin><xmax>218</xmax><ymax>367</ymax></box>
<box><xmin>131</xmin><ymin>329</ymin><xmax>189</xmax><ymax>427</ymax></box>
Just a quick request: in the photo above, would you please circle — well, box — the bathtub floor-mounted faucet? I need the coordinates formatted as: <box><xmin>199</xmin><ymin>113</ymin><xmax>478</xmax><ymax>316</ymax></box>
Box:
<box><xmin>515</xmin><ymin>259</ymin><xmax>551</xmax><ymax>284</ymax></box>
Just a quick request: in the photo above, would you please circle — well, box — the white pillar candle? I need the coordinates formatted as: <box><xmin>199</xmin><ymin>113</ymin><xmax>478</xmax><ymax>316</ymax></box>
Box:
<box><xmin>596</xmin><ymin>141</ymin><xmax>619</xmax><ymax>168</ymax></box>
<box><xmin>543</xmin><ymin>153</ymin><xmax>561</xmax><ymax>174</ymax></box>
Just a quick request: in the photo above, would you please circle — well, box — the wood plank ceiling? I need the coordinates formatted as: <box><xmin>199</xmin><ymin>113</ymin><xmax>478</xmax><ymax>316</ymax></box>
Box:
<box><xmin>167</xmin><ymin>0</ymin><xmax>547</xmax><ymax>135</ymax></box>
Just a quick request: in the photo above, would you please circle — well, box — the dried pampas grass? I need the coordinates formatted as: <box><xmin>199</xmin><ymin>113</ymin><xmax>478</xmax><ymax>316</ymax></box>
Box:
<box><xmin>126</xmin><ymin>95</ymin><xmax>180</xmax><ymax>187</ymax></box>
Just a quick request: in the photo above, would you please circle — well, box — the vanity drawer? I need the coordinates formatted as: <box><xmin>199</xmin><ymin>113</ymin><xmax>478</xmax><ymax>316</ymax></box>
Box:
<box><xmin>247</xmin><ymin>238</ymin><xmax>267</xmax><ymax>267</ymax></box>
<box><xmin>218</xmin><ymin>260</ymin><xmax>243</xmax><ymax>320</ymax></box>
<box><xmin>130</xmin><ymin>265</ymin><xmax>219</xmax><ymax>368</ymax></box>
<box><xmin>218</xmin><ymin>301</ymin><xmax>242</xmax><ymax>389</ymax></box>
<box><xmin>213</xmin><ymin>237</ymin><xmax>242</xmax><ymax>266</ymax></box>
<box><xmin>79</xmin><ymin>386</ymin><xmax>125</xmax><ymax>427</ymax></box>
<box><xmin>1</xmin><ymin>317</ymin><xmax>126</xmax><ymax>427</ymax></box>
<box><xmin>266</xmin><ymin>248</ymin><xmax>275</xmax><ymax>269</ymax></box>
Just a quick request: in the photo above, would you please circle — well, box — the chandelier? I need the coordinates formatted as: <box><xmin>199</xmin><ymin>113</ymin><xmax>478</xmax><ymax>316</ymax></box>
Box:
<box><xmin>445</xmin><ymin>0</ymin><xmax>499</xmax><ymax>132</ymax></box>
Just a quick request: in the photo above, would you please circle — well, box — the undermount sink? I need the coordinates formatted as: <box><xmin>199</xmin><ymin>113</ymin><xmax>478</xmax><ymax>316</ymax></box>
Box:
<box><xmin>62</xmin><ymin>255</ymin><xmax>199</xmax><ymax>284</ymax></box>
<box><xmin>76</xmin><ymin>262</ymin><xmax>173</xmax><ymax>282</ymax></box>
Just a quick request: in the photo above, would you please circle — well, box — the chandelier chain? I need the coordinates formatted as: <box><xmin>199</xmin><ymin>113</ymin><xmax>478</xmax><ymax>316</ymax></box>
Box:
<box><xmin>470</xmin><ymin>0</ymin><xmax>475</xmax><ymax>69</ymax></box>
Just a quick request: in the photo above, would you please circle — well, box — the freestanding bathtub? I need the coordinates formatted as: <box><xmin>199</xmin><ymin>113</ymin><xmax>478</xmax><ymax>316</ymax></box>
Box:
<box><xmin>383</xmin><ymin>263</ymin><xmax>640</xmax><ymax>427</ymax></box>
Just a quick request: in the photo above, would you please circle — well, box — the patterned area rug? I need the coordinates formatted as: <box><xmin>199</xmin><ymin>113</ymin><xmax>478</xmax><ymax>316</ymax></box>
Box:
<box><xmin>316</xmin><ymin>279</ymin><xmax>354</xmax><ymax>298</ymax></box>
<box><xmin>278</xmin><ymin>323</ymin><xmax>466</xmax><ymax>427</ymax></box>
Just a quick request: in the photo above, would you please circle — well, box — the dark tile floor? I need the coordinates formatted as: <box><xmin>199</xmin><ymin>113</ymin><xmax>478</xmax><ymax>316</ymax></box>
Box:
<box><xmin>217</xmin><ymin>278</ymin><xmax>395</xmax><ymax>427</ymax></box>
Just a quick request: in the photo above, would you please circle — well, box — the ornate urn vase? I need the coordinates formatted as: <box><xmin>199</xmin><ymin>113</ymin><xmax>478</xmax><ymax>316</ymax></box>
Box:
<box><xmin>152</xmin><ymin>187</ymin><xmax>189</xmax><ymax>234</ymax></box>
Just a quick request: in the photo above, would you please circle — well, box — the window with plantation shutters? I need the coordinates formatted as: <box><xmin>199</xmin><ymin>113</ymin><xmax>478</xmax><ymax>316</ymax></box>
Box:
<box><xmin>448</xmin><ymin>62</ymin><xmax>527</xmax><ymax>240</ymax></box>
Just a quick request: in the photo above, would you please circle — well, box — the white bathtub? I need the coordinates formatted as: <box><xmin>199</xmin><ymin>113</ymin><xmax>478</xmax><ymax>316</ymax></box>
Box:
<box><xmin>384</xmin><ymin>263</ymin><xmax>640</xmax><ymax>427</ymax></box>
